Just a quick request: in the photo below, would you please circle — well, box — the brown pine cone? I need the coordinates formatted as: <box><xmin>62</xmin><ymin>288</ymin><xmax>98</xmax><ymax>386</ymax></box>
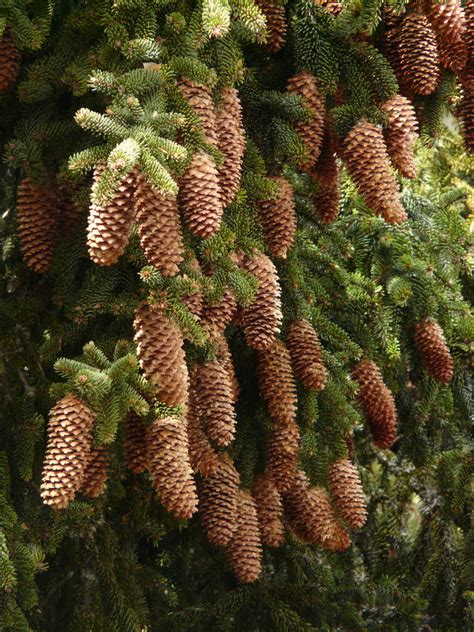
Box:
<box><xmin>135</xmin><ymin>172</ymin><xmax>184</xmax><ymax>276</ymax></box>
<box><xmin>311</xmin><ymin>127</ymin><xmax>341</xmax><ymax>223</ymax></box>
<box><xmin>257</xmin><ymin>339</ymin><xmax>297</xmax><ymax>425</ymax></box>
<box><xmin>226</xmin><ymin>490</ymin><xmax>263</xmax><ymax>583</ymax></box>
<box><xmin>398</xmin><ymin>13</ymin><xmax>440</xmax><ymax>96</ymax></box>
<box><xmin>328</xmin><ymin>459</ymin><xmax>367</xmax><ymax>529</ymax></box>
<box><xmin>17</xmin><ymin>178</ymin><xmax>59</xmax><ymax>273</ymax></box>
<box><xmin>199</xmin><ymin>453</ymin><xmax>240</xmax><ymax>546</ymax></box>
<box><xmin>457</xmin><ymin>87</ymin><xmax>474</xmax><ymax>152</ymax></box>
<box><xmin>415</xmin><ymin>318</ymin><xmax>454</xmax><ymax>384</ymax></box>
<box><xmin>124</xmin><ymin>412</ymin><xmax>148</xmax><ymax>474</ymax></box>
<box><xmin>187</xmin><ymin>375</ymin><xmax>219</xmax><ymax>477</ymax></box>
<box><xmin>134</xmin><ymin>302</ymin><xmax>189</xmax><ymax>407</ymax></box>
<box><xmin>352</xmin><ymin>359</ymin><xmax>398</xmax><ymax>450</ymax></box>
<box><xmin>180</xmin><ymin>257</ymin><xmax>204</xmax><ymax>321</ymax></box>
<box><xmin>265</xmin><ymin>419</ymin><xmax>300</xmax><ymax>492</ymax></box>
<box><xmin>87</xmin><ymin>167</ymin><xmax>136</xmax><ymax>266</ymax></box>
<box><xmin>40</xmin><ymin>395</ymin><xmax>94</xmax><ymax>509</ymax></box>
<box><xmin>252</xmin><ymin>474</ymin><xmax>285</xmax><ymax>547</ymax></box>
<box><xmin>0</xmin><ymin>30</ymin><xmax>21</xmax><ymax>92</ymax></box>
<box><xmin>287</xmin><ymin>319</ymin><xmax>328</xmax><ymax>391</ymax></box>
<box><xmin>257</xmin><ymin>0</ymin><xmax>287</xmax><ymax>52</ymax></box>
<box><xmin>214</xmin><ymin>333</ymin><xmax>240</xmax><ymax>402</ymax></box>
<box><xmin>257</xmin><ymin>176</ymin><xmax>296</xmax><ymax>259</ymax></box>
<box><xmin>287</xmin><ymin>71</ymin><xmax>325</xmax><ymax>169</ymax></box>
<box><xmin>57</xmin><ymin>184</ymin><xmax>84</xmax><ymax>231</ymax></box>
<box><xmin>202</xmin><ymin>289</ymin><xmax>238</xmax><ymax>337</ymax></box>
<box><xmin>381</xmin><ymin>94</ymin><xmax>419</xmax><ymax>179</ymax></box>
<box><xmin>80</xmin><ymin>445</ymin><xmax>109</xmax><ymax>498</ymax></box>
<box><xmin>242</xmin><ymin>252</ymin><xmax>283</xmax><ymax>350</ymax></box>
<box><xmin>465</xmin><ymin>0</ymin><xmax>474</xmax><ymax>49</ymax></box>
<box><xmin>216</xmin><ymin>87</ymin><xmax>246</xmax><ymax>207</ymax></box>
<box><xmin>427</xmin><ymin>0</ymin><xmax>466</xmax><ymax>44</ymax></box>
<box><xmin>178</xmin><ymin>78</ymin><xmax>218</xmax><ymax>146</ymax></box>
<box><xmin>179</xmin><ymin>150</ymin><xmax>223</xmax><ymax>239</ymax></box>
<box><xmin>342</xmin><ymin>120</ymin><xmax>407</xmax><ymax>224</ymax></box>
<box><xmin>147</xmin><ymin>416</ymin><xmax>198</xmax><ymax>520</ymax></box>
<box><xmin>438</xmin><ymin>38</ymin><xmax>468</xmax><ymax>72</ymax></box>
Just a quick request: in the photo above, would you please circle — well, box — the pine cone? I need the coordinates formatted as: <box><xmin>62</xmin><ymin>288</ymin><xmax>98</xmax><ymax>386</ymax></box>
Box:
<box><xmin>181</xmin><ymin>258</ymin><xmax>204</xmax><ymax>320</ymax></box>
<box><xmin>342</xmin><ymin>120</ymin><xmax>407</xmax><ymax>224</ymax></box>
<box><xmin>134</xmin><ymin>302</ymin><xmax>189</xmax><ymax>407</ymax></box>
<box><xmin>226</xmin><ymin>490</ymin><xmax>263</xmax><ymax>583</ymax></box>
<box><xmin>187</xmin><ymin>375</ymin><xmax>219</xmax><ymax>477</ymax></box>
<box><xmin>179</xmin><ymin>150</ymin><xmax>223</xmax><ymax>239</ymax></box>
<box><xmin>135</xmin><ymin>172</ymin><xmax>184</xmax><ymax>276</ymax></box>
<box><xmin>352</xmin><ymin>359</ymin><xmax>398</xmax><ymax>450</ymax></box>
<box><xmin>147</xmin><ymin>416</ymin><xmax>198</xmax><ymax>520</ymax></box>
<box><xmin>80</xmin><ymin>445</ymin><xmax>109</xmax><ymax>498</ymax></box>
<box><xmin>252</xmin><ymin>475</ymin><xmax>285</xmax><ymax>547</ymax></box>
<box><xmin>214</xmin><ymin>333</ymin><xmax>240</xmax><ymax>402</ymax></box>
<box><xmin>57</xmin><ymin>184</ymin><xmax>84</xmax><ymax>231</ymax></box>
<box><xmin>257</xmin><ymin>176</ymin><xmax>296</xmax><ymax>259</ymax></box>
<box><xmin>328</xmin><ymin>459</ymin><xmax>367</xmax><ymax>529</ymax></box>
<box><xmin>438</xmin><ymin>38</ymin><xmax>468</xmax><ymax>72</ymax></box>
<box><xmin>466</xmin><ymin>0</ymin><xmax>474</xmax><ymax>49</ymax></box>
<box><xmin>427</xmin><ymin>0</ymin><xmax>466</xmax><ymax>44</ymax></box>
<box><xmin>40</xmin><ymin>395</ymin><xmax>94</xmax><ymax>509</ymax></box>
<box><xmin>199</xmin><ymin>454</ymin><xmax>240</xmax><ymax>546</ymax></box>
<box><xmin>257</xmin><ymin>339</ymin><xmax>297</xmax><ymax>425</ymax></box>
<box><xmin>311</xmin><ymin>126</ymin><xmax>341</xmax><ymax>223</ymax></box>
<box><xmin>202</xmin><ymin>288</ymin><xmax>237</xmax><ymax>337</ymax></box>
<box><xmin>257</xmin><ymin>0</ymin><xmax>287</xmax><ymax>53</ymax></box>
<box><xmin>87</xmin><ymin>167</ymin><xmax>136</xmax><ymax>266</ymax></box>
<box><xmin>415</xmin><ymin>318</ymin><xmax>454</xmax><ymax>384</ymax></box>
<box><xmin>381</xmin><ymin>94</ymin><xmax>419</xmax><ymax>179</ymax></box>
<box><xmin>216</xmin><ymin>87</ymin><xmax>245</xmax><ymax>207</ymax></box>
<box><xmin>0</xmin><ymin>30</ymin><xmax>21</xmax><ymax>92</ymax></box>
<box><xmin>398</xmin><ymin>13</ymin><xmax>440</xmax><ymax>96</ymax></box>
<box><xmin>242</xmin><ymin>252</ymin><xmax>283</xmax><ymax>350</ymax></box>
<box><xmin>178</xmin><ymin>78</ymin><xmax>218</xmax><ymax>146</ymax></box>
<box><xmin>194</xmin><ymin>359</ymin><xmax>237</xmax><ymax>446</ymax></box>
<box><xmin>124</xmin><ymin>412</ymin><xmax>148</xmax><ymax>474</ymax></box>
<box><xmin>266</xmin><ymin>419</ymin><xmax>300</xmax><ymax>492</ymax></box>
<box><xmin>457</xmin><ymin>87</ymin><xmax>474</xmax><ymax>152</ymax></box>
<box><xmin>287</xmin><ymin>319</ymin><xmax>327</xmax><ymax>391</ymax></box>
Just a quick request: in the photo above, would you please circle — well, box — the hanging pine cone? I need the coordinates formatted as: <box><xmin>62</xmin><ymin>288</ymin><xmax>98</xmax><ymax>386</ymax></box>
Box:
<box><xmin>199</xmin><ymin>454</ymin><xmax>240</xmax><ymax>546</ymax></box>
<box><xmin>457</xmin><ymin>88</ymin><xmax>474</xmax><ymax>152</ymax></box>
<box><xmin>216</xmin><ymin>87</ymin><xmax>245</xmax><ymax>207</ymax></box>
<box><xmin>286</xmin><ymin>71</ymin><xmax>325</xmax><ymax>169</ymax></box>
<box><xmin>179</xmin><ymin>150</ymin><xmax>223</xmax><ymax>239</ymax></box>
<box><xmin>311</xmin><ymin>125</ymin><xmax>341</xmax><ymax>223</ymax></box>
<box><xmin>180</xmin><ymin>257</ymin><xmax>204</xmax><ymax>321</ymax></box>
<box><xmin>17</xmin><ymin>178</ymin><xmax>59</xmax><ymax>274</ymax></box>
<box><xmin>415</xmin><ymin>318</ymin><xmax>454</xmax><ymax>384</ymax></box>
<box><xmin>466</xmin><ymin>0</ymin><xmax>474</xmax><ymax>49</ymax></box>
<box><xmin>257</xmin><ymin>339</ymin><xmax>297</xmax><ymax>425</ymax></box>
<box><xmin>178</xmin><ymin>78</ymin><xmax>218</xmax><ymax>146</ymax></box>
<box><xmin>87</xmin><ymin>167</ymin><xmax>136</xmax><ymax>266</ymax></box>
<box><xmin>0</xmin><ymin>30</ymin><xmax>21</xmax><ymax>92</ymax></box>
<box><xmin>226</xmin><ymin>490</ymin><xmax>263</xmax><ymax>583</ymax></box>
<box><xmin>257</xmin><ymin>0</ymin><xmax>287</xmax><ymax>53</ymax></box>
<box><xmin>342</xmin><ymin>120</ymin><xmax>407</xmax><ymax>224</ymax></box>
<box><xmin>398</xmin><ymin>13</ymin><xmax>440</xmax><ymax>96</ymax></box>
<box><xmin>147</xmin><ymin>416</ymin><xmax>198</xmax><ymax>520</ymax></box>
<box><xmin>286</xmin><ymin>319</ymin><xmax>328</xmax><ymax>391</ymax></box>
<box><xmin>242</xmin><ymin>252</ymin><xmax>283</xmax><ymax>350</ymax></box>
<box><xmin>57</xmin><ymin>183</ymin><xmax>84</xmax><ymax>231</ymax></box>
<box><xmin>40</xmin><ymin>395</ymin><xmax>94</xmax><ymax>510</ymax></box>
<box><xmin>135</xmin><ymin>172</ymin><xmax>184</xmax><ymax>276</ymax></box>
<box><xmin>134</xmin><ymin>302</ymin><xmax>189</xmax><ymax>407</ymax></box>
<box><xmin>214</xmin><ymin>333</ymin><xmax>240</xmax><ymax>402</ymax></box>
<box><xmin>328</xmin><ymin>459</ymin><xmax>367</xmax><ymax>529</ymax></box>
<box><xmin>381</xmin><ymin>94</ymin><xmax>419</xmax><ymax>179</ymax></box>
<box><xmin>79</xmin><ymin>445</ymin><xmax>109</xmax><ymax>498</ymax></box>
<box><xmin>265</xmin><ymin>419</ymin><xmax>300</xmax><ymax>493</ymax></box>
<box><xmin>352</xmin><ymin>359</ymin><xmax>398</xmax><ymax>450</ymax></box>
<box><xmin>252</xmin><ymin>475</ymin><xmax>285</xmax><ymax>547</ymax></box>
<box><xmin>124</xmin><ymin>412</ymin><xmax>148</xmax><ymax>474</ymax></box>
<box><xmin>438</xmin><ymin>38</ymin><xmax>467</xmax><ymax>72</ymax></box>
<box><xmin>187</xmin><ymin>375</ymin><xmax>219</xmax><ymax>477</ymax></box>
<box><xmin>427</xmin><ymin>0</ymin><xmax>466</xmax><ymax>44</ymax></box>
<box><xmin>202</xmin><ymin>288</ymin><xmax>238</xmax><ymax>338</ymax></box>
<box><xmin>257</xmin><ymin>176</ymin><xmax>296</xmax><ymax>259</ymax></box>
<box><xmin>194</xmin><ymin>359</ymin><xmax>237</xmax><ymax>447</ymax></box>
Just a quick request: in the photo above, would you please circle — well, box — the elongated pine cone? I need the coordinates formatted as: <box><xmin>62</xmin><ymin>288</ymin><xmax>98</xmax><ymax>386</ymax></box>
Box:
<box><xmin>257</xmin><ymin>339</ymin><xmax>297</xmax><ymax>425</ymax></box>
<box><xmin>415</xmin><ymin>318</ymin><xmax>454</xmax><ymax>384</ymax></box>
<box><xmin>179</xmin><ymin>150</ymin><xmax>223</xmax><ymax>238</ymax></box>
<box><xmin>80</xmin><ymin>445</ymin><xmax>109</xmax><ymax>498</ymax></box>
<box><xmin>87</xmin><ymin>168</ymin><xmax>136</xmax><ymax>266</ymax></box>
<box><xmin>17</xmin><ymin>179</ymin><xmax>59</xmax><ymax>273</ymax></box>
<box><xmin>242</xmin><ymin>252</ymin><xmax>283</xmax><ymax>350</ymax></box>
<box><xmin>215</xmin><ymin>333</ymin><xmax>240</xmax><ymax>402</ymax></box>
<box><xmin>328</xmin><ymin>459</ymin><xmax>367</xmax><ymax>529</ymax></box>
<box><xmin>147</xmin><ymin>416</ymin><xmax>198</xmax><ymax>520</ymax></box>
<box><xmin>134</xmin><ymin>302</ymin><xmax>189</xmax><ymax>407</ymax></box>
<box><xmin>202</xmin><ymin>289</ymin><xmax>238</xmax><ymax>337</ymax></box>
<box><xmin>216</xmin><ymin>87</ymin><xmax>245</xmax><ymax>207</ymax></box>
<box><xmin>135</xmin><ymin>173</ymin><xmax>184</xmax><ymax>276</ymax></box>
<box><xmin>180</xmin><ymin>257</ymin><xmax>204</xmax><ymax>320</ymax></box>
<box><xmin>257</xmin><ymin>176</ymin><xmax>296</xmax><ymax>259</ymax></box>
<box><xmin>427</xmin><ymin>0</ymin><xmax>466</xmax><ymax>44</ymax></box>
<box><xmin>257</xmin><ymin>0</ymin><xmax>287</xmax><ymax>52</ymax></box>
<box><xmin>0</xmin><ymin>30</ymin><xmax>21</xmax><ymax>92</ymax></box>
<box><xmin>438</xmin><ymin>38</ymin><xmax>467</xmax><ymax>72</ymax></box>
<box><xmin>178</xmin><ymin>78</ymin><xmax>218</xmax><ymax>146</ymax></box>
<box><xmin>457</xmin><ymin>89</ymin><xmax>474</xmax><ymax>152</ymax></box>
<box><xmin>187</xmin><ymin>378</ymin><xmax>218</xmax><ymax>477</ymax></box>
<box><xmin>398</xmin><ymin>13</ymin><xmax>440</xmax><ymax>95</ymax></box>
<box><xmin>287</xmin><ymin>319</ymin><xmax>327</xmax><ymax>391</ymax></box>
<box><xmin>381</xmin><ymin>94</ymin><xmax>419</xmax><ymax>179</ymax></box>
<box><xmin>252</xmin><ymin>475</ymin><xmax>285</xmax><ymax>547</ymax></box>
<box><xmin>342</xmin><ymin>120</ymin><xmax>407</xmax><ymax>224</ymax></box>
<box><xmin>266</xmin><ymin>419</ymin><xmax>300</xmax><ymax>492</ymax></box>
<box><xmin>311</xmin><ymin>126</ymin><xmax>341</xmax><ymax>223</ymax></box>
<box><xmin>124</xmin><ymin>412</ymin><xmax>148</xmax><ymax>474</ymax></box>
<box><xmin>226</xmin><ymin>490</ymin><xmax>263</xmax><ymax>583</ymax></box>
<box><xmin>199</xmin><ymin>454</ymin><xmax>240</xmax><ymax>546</ymax></box>
<box><xmin>194</xmin><ymin>359</ymin><xmax>237</xmax><ymax>446</ymax></box>
<box><xmin>352</xmin><ymin>359</ymin><xmax>398</xmax><ymax>450</ymax></box>
<box><xmin>40</xmin><ymin>395</ymin><xmax>94</xmax><ymax>509</ymax></box>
